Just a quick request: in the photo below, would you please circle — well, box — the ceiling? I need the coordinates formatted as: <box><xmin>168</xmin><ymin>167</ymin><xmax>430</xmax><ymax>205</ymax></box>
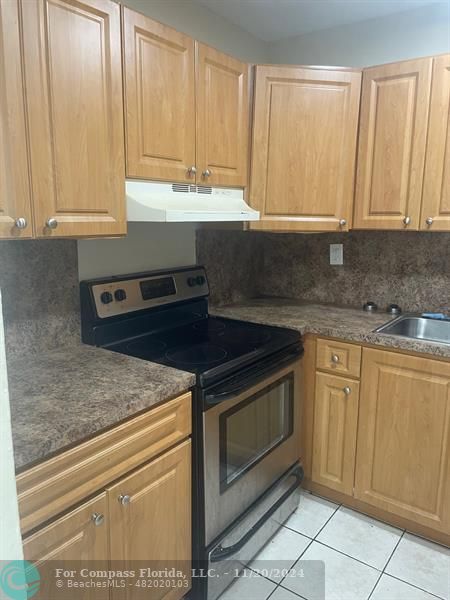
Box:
<box><xmin>196</xmin><ymin>0</ymin><xmax>446</xmax><ymax>42</ymax></box>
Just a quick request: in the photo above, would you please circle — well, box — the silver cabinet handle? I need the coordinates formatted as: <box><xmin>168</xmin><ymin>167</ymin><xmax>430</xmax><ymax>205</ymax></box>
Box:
<box><xmin>118</xmin><ymin>494</ymin><xmax>131</xmax><ymax>506</ymax></box>
<box><xmin>339</xmin><ymin>219</ymin><xmax>347</xmax><ymax>227</ymax></box>
<box><xmin>46</xmin><ymin>218</ymin><xmax>58</xmax><ymax>229</ymax></box>
<box><xmin>14</xmin><ymin>217</ymin><xmax>27</xmax><ymax>229</ymax></box>
<box><xmin>202</xmin><ymin>169</ymin><xmax>212</xmax><ymax>178</ymax></box>
<box><xmin>331</xmin><ymin>354</ymin><xmax>340</xmax><ymax>364</ymax></box>
<box><xmin>187</xmin><ymin>166</ymin><xmax>197</xmax><ymax>176</ymax></box>
<box><xmin>91</xmin><ymin>513</ymin><xmax>105</xmax><ymax>526</ymax></box>
<box><xmin>343</xmin><ymin>386</ymin><xmax>351</xmax><ymax>396</ymax></box>
<box><xmin>403</xmin><ymin>216</ymin><xmax>411</xmax><ymax>225</ymax></box>
<box><xmin>425</xmin><ymin>217</ymin><xmax>433</xmax><ymax>226</ymax></box>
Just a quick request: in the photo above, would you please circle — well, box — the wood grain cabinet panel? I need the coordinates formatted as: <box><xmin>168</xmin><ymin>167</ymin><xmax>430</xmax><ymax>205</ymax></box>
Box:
<box><xmin>196</xmin><ymin>43</ymin><xmax>249</xmax><ymax>187</ymax></box>
<box><xmin>249</xmin><ymin>65</ymin><xmax>361</xmax><ymax>232</ymax></box>
<box><xmin>0</xmin><ymin>0</ymin><xmax>33</xmax><ymax>239</ymax></box>
<box><xmin>312</xmin><ymin>373</ymin><xmax>359</xmax><ymax>495</ymax></box>
<box><xmin>355</xmin><ymin>349</ymin><xmax>450</xmax><ymax>533</ymax></box>
<box><xmin>421</xmin><ymin>54</ymin><xmax>450</xmax><ymax>231</ymax></box>
<box><xmin>23</xmin><ymin>493</ymin><xmax>109</xmax><ymax>600</ymax></box>
<box><xmin>21</xmin><ymin>0</ymin><xmax>126</xmax><ymax>238</ymax></box>
<box><xmin>122</xmin><ymin>8</ymin><xmax>196</xmax><ymax>183</ymax></box>
<box><xmin>353</xmin><ymin>58</ymin><xmax>433</xmax><ymax>230</ymax></box>
<box><xmin>316</xmin><ymin>339</ymin><xmax>361</xmax><ymax>378</ymax></box>
<box><xmin>108</xmin><ymin>440</ymin><xmax>191</xmax><ymax>600</ymax></box>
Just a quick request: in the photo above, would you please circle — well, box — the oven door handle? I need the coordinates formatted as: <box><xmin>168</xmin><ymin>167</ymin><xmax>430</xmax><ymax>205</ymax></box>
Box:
<box><xmin>205</xmin><ymin>347</ymin><xmax>303</xmax><ymax>406</ymax></box>
<box><xmin>209</xmin><ymin>465</ymin><xmax>304</xmax><ymax>563</ymax></box>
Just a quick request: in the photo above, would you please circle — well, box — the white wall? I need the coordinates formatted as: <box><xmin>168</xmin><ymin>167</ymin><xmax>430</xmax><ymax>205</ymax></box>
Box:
<box><xmin>77</xmin><ymin>0</ymin><xmax>268</xmax><ymax>281</ymax></box>
<box><xmin>122</xmin><ymin>0</ymin><xmax>268</xmax><ymax>63</ymax></box>
<box><xmin>268</xmin><ymin>3</ymin><xmax>450</xmax><ymax>67</ymax></box>
<box><xmin>0</xmin><ymin>292</ymin><xmax>24</xmax><ymax>565</ymax></box>
<box><xmin>78</xmin><ymin>223</ymin><xmax>197</xmax><ymax>280</ymax></box>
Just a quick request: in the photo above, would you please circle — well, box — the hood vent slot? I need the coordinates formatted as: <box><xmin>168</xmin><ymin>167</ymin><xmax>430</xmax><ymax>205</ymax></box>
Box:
<box><xmin>126</xmin><ymin>180</ymin><xmax>260</xmax><ymax>222</ymax></box>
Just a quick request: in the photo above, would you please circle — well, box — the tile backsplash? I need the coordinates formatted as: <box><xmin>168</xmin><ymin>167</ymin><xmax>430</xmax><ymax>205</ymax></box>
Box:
<box><xmin>0</xmin><ymin>240</ymin><xmax>80</xmax><ymax>358</ymax></box>
<box><xmin>197</xmin><ymin>229</ymin><xmax>450</xmax><ymax>312</ymax></box>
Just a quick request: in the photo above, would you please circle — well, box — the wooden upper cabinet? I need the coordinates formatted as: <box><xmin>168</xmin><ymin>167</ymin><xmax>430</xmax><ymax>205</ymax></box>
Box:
<box><xmin>354</xmin><ymin>58</ymin><xmax>433</xmax><ymax>230</ymax></box>
<box><xmin>249</xmin><ymin>65</ymin><xmax>361</xmax><ymax>232</ymax></box>
<box><xmin>23</xmin><ymin>493</ymin><xmax>109</xmax><ymax>600</ymax></box>
<box><xmin>355</xmin><ymin>349</ymin><xmax>450</xmax><ymax>533</ymax></box>
<box><xmin>196</xmin><ymin>43</ymin><xmax>249</xmax><ymax>187</ymax></box>
<box><xmin>421</xmin><ymin>54</ymin><xmax>450</xmax><ymax>231</ymax></box>
<box><xmin>0</xmin><ymin>0</ymin><xmax>33</xmax><ymax>239</ymax></box>
<box><xmin>21</xmin><ymin>0</ymin><xmax>126</xmax><ymax>238</ymax></box>
<box><xmin>122</xmin><ymin>7</ymin><xmax>196</xmax><ymax>183</ymax></box>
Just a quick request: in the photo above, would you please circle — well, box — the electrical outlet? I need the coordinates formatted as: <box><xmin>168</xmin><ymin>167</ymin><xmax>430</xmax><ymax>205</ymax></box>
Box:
<box><xmin>330</xmin><ymin>244</ymin><xmax>343</xmax><ymax>265</ymax></box>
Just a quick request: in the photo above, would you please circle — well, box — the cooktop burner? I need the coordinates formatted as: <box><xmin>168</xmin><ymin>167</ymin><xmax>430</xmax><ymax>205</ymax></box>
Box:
<box><xmin>81</xmin><ymin>267</ymin><xmax>302</xmax><ymax>387</ymax></box>
<box><xmin>166</xmin><ymin>343</ymin><xmax>228</xmax><ymax>366</ymax></box>
<box><xmin>108</xmin><ymin>316</ymin><xmax>300</xmax><ymax>385</ymax></box>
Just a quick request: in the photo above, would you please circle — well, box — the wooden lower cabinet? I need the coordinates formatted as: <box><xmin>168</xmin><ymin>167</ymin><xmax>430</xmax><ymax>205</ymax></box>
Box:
<box><xmin>21</xmin><ymin>437</ymin><xmax>192</xmax><ymax>600</ymax></box>
<box><xmin>312</xmin><ymin>373</ymin><xmax>359</xmax><ymax>495</ymax></box>
<box><xmin>355</xmin><ymin>349</ymin><xmax>450</xmax><ymax>534</ymax></box>
<box><xmin>23</xmin><ymin>493</ymin><xmax>109</xmax><ymax>600</ymax></box>
<box><xmin>108</xmin><ymin>440</ymin><xmax>191</xmax><ymax>599</ymax></box>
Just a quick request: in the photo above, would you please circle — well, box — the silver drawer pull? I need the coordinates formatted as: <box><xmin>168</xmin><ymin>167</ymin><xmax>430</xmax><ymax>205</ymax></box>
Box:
<box><xmin>15</xmin><ymin>217</ymin><xmax>27</xmax><ymax>229</ymax></box>
<box><xmin>118</xmin><ymin>494</ymin><xmax>131</xmax><ymax>506</ymax></box>
<box><xmin>91</xmin><ymin>513</ymin><xmax>104</xmax><ymax>526</ymax></box>
<box><xmin>343</xmin><ymin>386</ymin><xmax>351</xmax><ymax>395</ymax></box>
<box><xmin>331</xmin><ymin>354</ymin><xmax>340</xmax><ymax>364</ymax></box>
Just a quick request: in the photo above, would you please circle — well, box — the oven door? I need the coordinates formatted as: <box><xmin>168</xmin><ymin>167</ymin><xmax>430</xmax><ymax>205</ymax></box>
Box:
<box><xmin>203</xmin><ymin>356</ymin><xmax>302</xmax><ymax>545</ymax></box>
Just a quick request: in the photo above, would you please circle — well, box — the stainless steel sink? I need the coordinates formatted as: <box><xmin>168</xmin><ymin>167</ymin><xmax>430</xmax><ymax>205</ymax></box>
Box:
<box><xmin>375</xmin><ymin>314</ymin><xmax>450</xmax><ymax>345</ymax></box>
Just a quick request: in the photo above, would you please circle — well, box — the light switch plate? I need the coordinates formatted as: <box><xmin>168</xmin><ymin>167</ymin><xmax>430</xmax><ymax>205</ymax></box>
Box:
<box><xmin>330</xmin><ymin>244</ymin><xmax>343</xmax><ymax>265</ymax></box>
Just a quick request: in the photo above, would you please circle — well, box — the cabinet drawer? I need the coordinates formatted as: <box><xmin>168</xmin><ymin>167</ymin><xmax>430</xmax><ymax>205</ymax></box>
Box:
<box><xmin>316</xmin><ymin>339</ymin><xmax>361</xmax><ymax>378</ymax></box>
<box><xmin>17</xmin><ymin>392</ymin><xmax>191</xmax><ymax>534</ymax></box>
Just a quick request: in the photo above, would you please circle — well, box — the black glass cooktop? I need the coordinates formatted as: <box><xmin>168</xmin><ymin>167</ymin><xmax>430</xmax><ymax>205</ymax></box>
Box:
<box><xmin>108</xmin><ymin>316</ymin><xmax>301</xmax><ymax>386</ymax></box>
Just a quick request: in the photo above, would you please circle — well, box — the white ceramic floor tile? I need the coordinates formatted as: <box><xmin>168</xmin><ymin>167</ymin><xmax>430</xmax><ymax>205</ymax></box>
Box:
<box><xmin>284</xmin><ymin>492</ymin><xmax>339</xmax><ymax>539</ymax></box>
<box><xmin>271</xmin><ymin>586</ymin><xmax>306</xmax><ymax>600</ymax></box>
<box><xmin>386</xmin><ymin>533</ymin><xmax>450</xmax><ymax>600</ymax></box>
<box><xmin>316</xmin><ymin>506</ymin><xmax>403</xmax><ymax>569</ymax></box>
<box><xmin>219</xmin><ymin>568</ymin><xmax>277</xmax><ymax>600</ymax></box>
<box><xmin>371</xmin><ymin>574</ymin><xmax>441</xmax><ymax>600</ymax></box>
<box><xmin>249</xmin><ymin>526</ymin><xmax>311</xmax><ymax>581</ymax></box>
<box><xmin>283</xmin><ymin>541</ymin><xmax>380</xmax><ymax>600</ymax></box>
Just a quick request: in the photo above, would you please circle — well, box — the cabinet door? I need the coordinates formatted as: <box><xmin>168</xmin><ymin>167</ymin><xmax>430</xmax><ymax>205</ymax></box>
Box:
<box><xmin>249</xmin><ymin>65</ymin><xmax>361</xmax><ymax>232</ymax></box>
<box><xmin>354</xmin><ymin>59</ymin><xmax>432</xmax><ymax>230</ymax></box>
<box><xmin>196</xmin><ymin>43</ymin><xmax>249</xmax><ymax>188</ymax></box>
<box><xmin>421</xmin><ymin>54</ymin><xmax>450</xmax><ymax>231</ymax></box>
<box><xmin>23</xmin><ymin>493</ymin><xmax>109</xmax><ymax>600</ymax></box>
<box><xmin>0</xmin><ymin>0</ymin><xmax>33</xmax><ymax>239</ymax></box>
<box><xmin>312</xmin><ymin>373</ymin><xmax>359</xmax><ymax>495</ymax></box>
<box><xmin>21</xmin><ymin>0</ymin><xmax>126</xmax><ymax>238</ymax></box>
<box><xmin>355</xmin><ymin>349</ymin><xmax>450</xmax><ymax>533</ymax></box>
<box><xmin>108</xmin><ymin>440</ymin><xmax>191</xmax><ymax>600</ymax></box>
<box><xmin>123</xmin><ymin>8</ymin><xmax>196</xmax><ymax>183</ymax></box>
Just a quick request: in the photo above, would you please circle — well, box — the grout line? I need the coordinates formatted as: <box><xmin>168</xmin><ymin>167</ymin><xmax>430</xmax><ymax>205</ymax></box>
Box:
<box><xmin>277</xmin><ymin>538</ymin><xmax>315</xmax><ymax>588</ymax></box>
<box><xmin>311</xmin><ymin>505</ymin><xmax>341</xmax><ymax>540</ymax></box>
<box><xmin>382</xmin><ymin>531</ymin><xmax>405</xmax><ymax>574</ymax></box>
<box><xmin>312</xmin><ymin>540</ymin><xmax>382</xmax><ymax>572</ymax></box>
<box><xmin>381</xmin><ymin>573</ymin><xmax>447</xmax><ymax>600</ymax></box>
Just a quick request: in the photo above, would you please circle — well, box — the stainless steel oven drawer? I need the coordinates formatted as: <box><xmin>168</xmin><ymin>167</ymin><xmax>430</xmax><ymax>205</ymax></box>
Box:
<box><xmin>206</xmin><ymin>463</ymin><xmax>303</xmax><ymax>600</ymax></box>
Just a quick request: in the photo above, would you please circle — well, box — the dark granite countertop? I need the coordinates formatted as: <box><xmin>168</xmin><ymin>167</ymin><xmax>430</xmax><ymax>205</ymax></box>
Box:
<box><xmin>8</xmin><ymin>344</ymin><xmax>195</xmax><ymax>471</ymax></box>
<box><xmin>211</xmin><ymin>298</ymin><xmax>450</xmax><ymax>360</ymax></box>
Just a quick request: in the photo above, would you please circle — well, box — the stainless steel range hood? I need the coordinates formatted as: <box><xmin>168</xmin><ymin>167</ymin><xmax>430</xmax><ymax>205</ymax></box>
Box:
<box><xmin>126</xmin><ymin>180</ymin><xmax>260</xmax><ymax>223</ymax></box>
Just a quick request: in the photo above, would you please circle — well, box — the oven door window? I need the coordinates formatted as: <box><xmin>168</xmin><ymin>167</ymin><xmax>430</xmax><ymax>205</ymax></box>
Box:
<box><xmin>219</xmin><ymin>374</ymin><xmax>294</xmax><ymax>492</ymax></box>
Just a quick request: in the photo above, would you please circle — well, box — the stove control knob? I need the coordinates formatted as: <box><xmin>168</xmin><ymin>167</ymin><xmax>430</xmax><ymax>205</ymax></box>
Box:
<box><xmin>114</xmin><ymin>289</ymin><xmax>127</xmax><ymax>302</ymax></box>
<box><xmin>187</xmin><ymin>277</ymin><xmax>197</xmax><ymax>287</ymax></box>
<box><xmin>100</xmin><ymin>291</ymin><xmax>113</xmax><ymax>304</ymax></box>
<box><xmin>196</xmin><ymin>275</ymin><xmax>206</xmax><ymax>285</ymax></box>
